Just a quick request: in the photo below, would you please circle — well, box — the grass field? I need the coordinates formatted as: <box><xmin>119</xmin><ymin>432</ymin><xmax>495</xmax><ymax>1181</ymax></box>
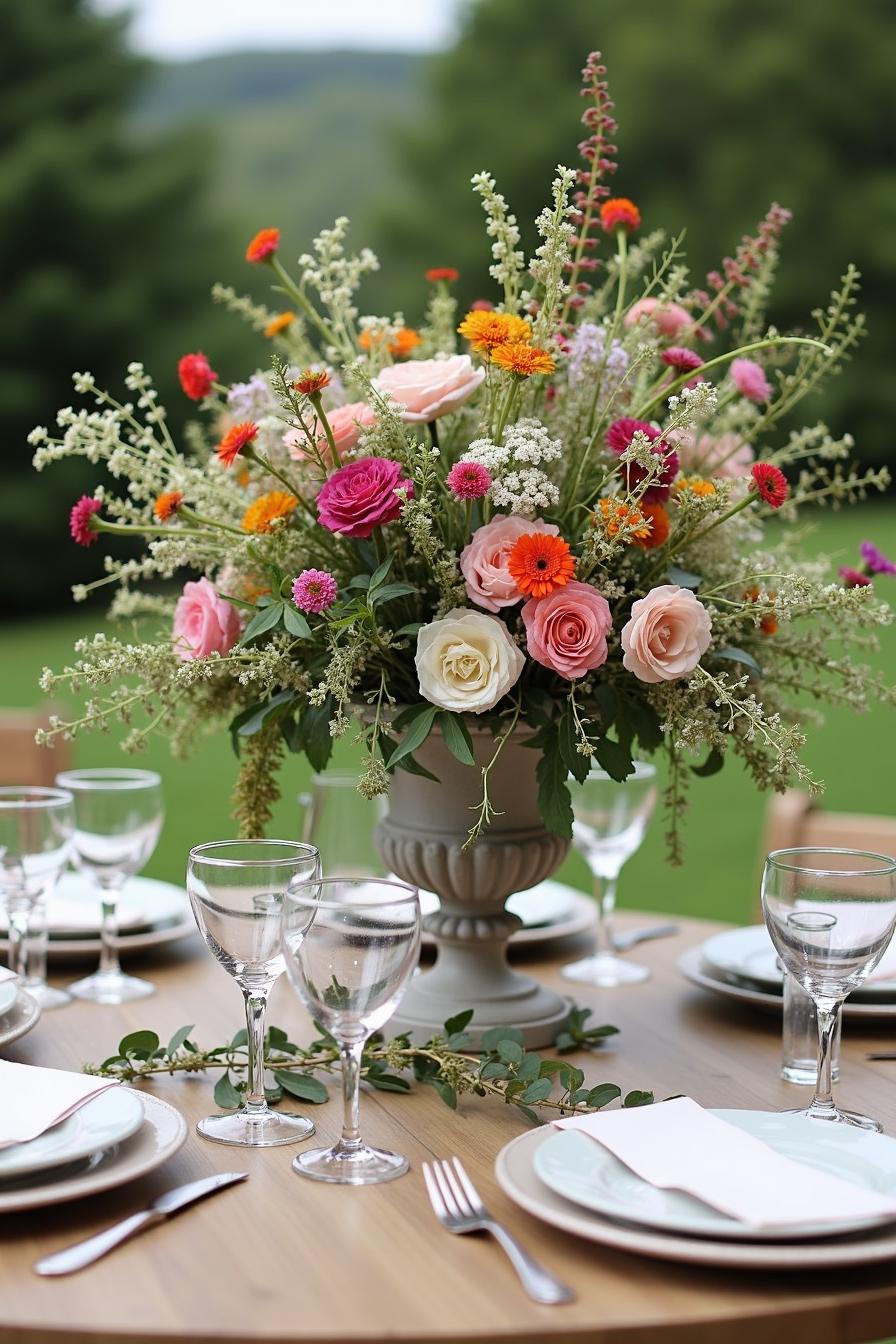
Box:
<box><xmin>2</xmin><ymin>505</ymin><xmax>893</xmax><ymax>923</ymax></box>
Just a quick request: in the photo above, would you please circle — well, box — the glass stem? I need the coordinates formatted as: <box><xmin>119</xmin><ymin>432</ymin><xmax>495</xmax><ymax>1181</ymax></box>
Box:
<box><xmin>24</xmin><ymin>899</ymin><xmax>48</xmax><ymax>988</ymax></box>
<box><xmin>8</xmin><ymin>906</ymin><xmax>29</xmax><ymax>979</ymax></box>
<box><xmin>594</xmin><ymin>875</ymin><xmax>618</xmax><ymax>957</ymax></box>
<box><xmin>243</xmin><ymin>990</ymin><xmax>270</xmax><ymax>1116</ymax></box>
<box><xmin>98</xmin><ymin>892</ymin><xmax>123</xmax><ymax>978</ymax></box>
<box><xmin>810</xmin><ymin>1000</ymin><xmax>840</xmax><ymax>1116</ymax></box>
<box><xmin>339</xmin><ymin>1039</ymin><xmax>365</xmax><ymax>1151</ymax></box>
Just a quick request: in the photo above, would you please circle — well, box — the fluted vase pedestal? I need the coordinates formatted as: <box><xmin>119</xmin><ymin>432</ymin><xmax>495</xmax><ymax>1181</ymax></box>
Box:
<box><xmin>376</xmin><ymin>724</ymin><xmax>571</xmax><ymax>1048</ymax></box>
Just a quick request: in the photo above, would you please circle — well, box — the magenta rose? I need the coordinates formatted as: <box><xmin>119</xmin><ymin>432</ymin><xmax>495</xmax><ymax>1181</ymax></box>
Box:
<box><xmin>173</xmin><ymin>577</ymin><xmax>240</xmax><ymax>662</ymax></box>
<box><xmin>621</xmin><ymin>584</ymin><xmax>712</xmax><ymax>683</ymax></box>
<box><xmin>460</xmin><ymin>514</ymin><xmax>559</xmax><ymax>613</ymax></box>
<box><xmin>521</xmin><ymin>580</ymin><xmax>613</xmax><ymax>680</ymax></box>
<box><xmin>316</xmin><ymin>456</ymin><xmax>413</xmax><ymax>539</ymax></box>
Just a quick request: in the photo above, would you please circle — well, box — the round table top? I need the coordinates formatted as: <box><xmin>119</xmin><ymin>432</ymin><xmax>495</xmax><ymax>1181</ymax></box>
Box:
<box><xmin>3</xmin><ymin>912</ymin><xmax>896</xmax><ymax>1344</ymax></box>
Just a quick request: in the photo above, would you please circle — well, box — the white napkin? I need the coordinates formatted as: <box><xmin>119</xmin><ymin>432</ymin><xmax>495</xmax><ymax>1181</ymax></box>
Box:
<box><xmin>0</xmin><ymin>901</ymin><xmax>145</xmax><ymax>935</ymax></box>
<box><xmin>554</xmin><ymin>1096</ymin><xmax>896</xmax><ymax>1228</ymax></box>
<box><xmin>0</xmin><ymin>966</ymin><xmax>15</xmax><ymax>984</ymax></box>
<box><xmin>0</xmin><ymin>1061</ymin><xmax>119</xmax><ymax>1149</ymax></box>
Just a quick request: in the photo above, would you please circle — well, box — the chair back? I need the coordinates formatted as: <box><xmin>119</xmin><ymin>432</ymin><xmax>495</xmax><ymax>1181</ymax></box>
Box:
<box><xmin>0</xmin><ymin>709</ymin><xmax>72</xmax><ymax>788</ymax></box>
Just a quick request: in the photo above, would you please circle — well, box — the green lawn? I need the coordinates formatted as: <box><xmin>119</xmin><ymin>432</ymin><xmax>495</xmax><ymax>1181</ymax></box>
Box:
<box><xmin>2</xmin><ymin>504</ymin><xmax>893</xmax><ymax>923</ymax></box>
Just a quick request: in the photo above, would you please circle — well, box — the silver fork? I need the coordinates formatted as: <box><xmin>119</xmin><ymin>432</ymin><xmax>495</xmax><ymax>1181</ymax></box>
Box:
<box><xmin>422</xmin><ymin>1156</ymin><xmax>574</xmax><ymax>1304</ymax></box>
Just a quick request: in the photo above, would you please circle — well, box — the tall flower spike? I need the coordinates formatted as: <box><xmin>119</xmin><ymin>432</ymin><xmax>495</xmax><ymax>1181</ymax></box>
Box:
<box><xmin>563</xmin><ymin>51</ymin><xmax>619</xmax><ymax>318</ymax></box>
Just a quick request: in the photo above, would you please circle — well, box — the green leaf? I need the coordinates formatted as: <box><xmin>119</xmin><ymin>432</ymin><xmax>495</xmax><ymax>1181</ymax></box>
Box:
<box><xmin>297</xmin><ymin>697</ymin><xmax>336</xmax><ymax>773</ymax></box>
<box><xmin>231</xmin><ymin>1028</ymin><xmax>248</xmax><ymax>1048</ymax></box>
<box><xmin>366</xmin><ymin>1073</ymin><xmax>412</xmax><ymax>1093</ymax></box>
<box><xmin>368</xmin><ymin>556</ymin><xmax>393</xmax><ymax>591</ymax></box>
<box><xmin>714</xmin><ymin>645</ymin><xmax>762</xmax><ymax>678</ymax></box>
<box><xmin>516</xmin><ymin>1104</ymin><xmax>540</xmax><ymax>1126</ymax></box>
<box><xmin>443</xmin><ymin>1009</ymin><xmax>475</xmax><ymax>1036</ymax></box>
<box><xmin>119</xmin><ymin>1030</ymin><xmax>159</xmax><ymax>1056</ymax></box>
<box><xmin>515</xmin><ymin>1053</ymin><xmax>541</xmax><ymax>1082</ymax></box>
<box><xmin>273</xmin><ymin>1070</ymin><xmax>329</xmax><ymax>1103</ymax></box>
<box><xmin>592</xmin><ymin>736</ymin><xmax>634</xmax><ymax>782</ymax></box>
<box><xmin>384</xmin><ymin>703</ymin><xmax>438</xmax><ymax>769</ymax></box>
<box><xmin>520</xmin><ymin>1077</ymin><xmax>553</xmax><ymax>1103</ymax></box>
<box><xmin>438</xmin><ymin>712</ymin><xmax>476</xmax><ymax>766</ymax></box>
<box><xmin>481</xmin><ymin>1024</ymin><xmax>523</xmax><ymax>1051</ymax></box>
<box><xmin>480</xmin><ymin>1060</ymin><xmax>511</xmax><ymax>1080</ymax></box>
<box><xmin>536</xmin><ymin>738</ymin><xmax>573</xmax><ymax>839</ymax></box>
<box><xmin>166</xmin><ymin>1025</ymin><xmax>195</xmax><ymax>1058</ymax></box>
<box><xmin>395</xmin><ymin>622</ymin><xmax>423</xmax><ymax>639</ymax></box>
<box><xmin>282</xmin><ymin>605</ymin><xmax>313</xmax><ymax>639</ymax></box>
<box><xmin>623</xmin><ymin>1089</ymin><xmax>654</xmax><ymax>1108</ymax></box>
<box><xmin>591</xmin><ymin>683</ymin><xmax>618</xmax><ymax>732</ymax></box>
<box><xmin>235</xmin><ymin>689</ymin><xmax>295</xmax><ymax>740</ymax></box>
<box><xmin>239</xmin><ymin>601</ymin><xmax>285</xmax><ymax>645</ymax></box>
<box><xmin>691</xmin><ymin>747</ymin><xmax>725</xmax><ymax>778</ymax></box>
<box><xmin>497</xmin><ymin>1039</ymin><xmax>523</xmax><ymax>1066</ymax></box>
<box><xmin>667</xmin><ymin>565</ymin><xmax>702</xmax><ymax>590</ymax></box>
<box><xmin>346</xmin><ymin>573</ymin><xmax>371</xmax><ymax>591</ymax></box>
<box><xmin>214</xmin><ymin>1072</ymin><xmax>242</xmax><ymax>1109</ymax></box>
<box><xmin>394</xmin><ymin>752</ymin><xmax>440</xmax><ymax>783</ymax></box>
<box><xmin>369</xmin><ymin>582</ymin><xmax>416</xmax><ymax>607</ymax></box>
<box><xmin>586</xmin><ymin>1083</ymin><xmax>622</xmax><ymax>1109</ymax></box>
<box><xmin>426</xmin><ymin>1078</ymin><xmax>458</xmax><ymax>1109</ymax></box>
<box><xmin>626</xmin><ymin>698</ymin><xmax>664</xmax><ymax>752</ymax></box>
<box><xmin>558</xmin><ymin>706</ymin><xmax>590</xmax><ymax>785</ymax></box>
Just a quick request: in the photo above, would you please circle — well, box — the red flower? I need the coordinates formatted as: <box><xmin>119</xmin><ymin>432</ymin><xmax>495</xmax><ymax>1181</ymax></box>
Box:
<box><xmin>177</xmin><ymin>352</ymin><xmax>218</xmax><ymax>401</ymax></box>
<box><xmin>245</xmin><ymin>228</ymin><xmax>280</xmax><ymax>264</ymax></box>
<box><xmin>606</xmin><ymin>417</ymin><xmax>679</xmax><ymax>503</ymax></box>
<box><xmin>425</xmin><ymin>267</ymin><xmax>460</xmax><ymax>283</ymax></box>
<box><xmin>70</xmin><ymin>495</ymin><xmax>102</xmax><ymax>547</ymax></box>
<box><xmin>839</xmin><ymin>566</ymin><xmax>872</xmax><ymax>589</ymax></box>
<box><xmin>750</xmin><ymin>462</ymin><xmax>789</xmax><ymax>509</ymax></box>
<box><xmin>293</xmin><ymin>369</ymin><xmax>331</xmax><ymax>396</ymax></box>
<box><xmin>599</xmin><ymin>198</ymin><xmax>641</xmax><ymax>234</ymax></box>
<box><xmin>217</xmin><ymin>422</ymin><xmax>258</xmax><ymax>468</ymax></box>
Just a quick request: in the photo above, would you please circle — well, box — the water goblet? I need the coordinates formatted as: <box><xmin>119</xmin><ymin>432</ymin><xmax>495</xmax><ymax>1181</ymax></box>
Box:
<box><xmin>187</xmin><ymin>839</ymin><xmax>320</xmax><ymax>1147</ymax></box>
<box><xmin>298</xmin><ymin>770</ymin><xmax>386</xmax><ymax>877</ymax></box>
<box><xmin>561</xmin><ymin>761</ymin><xmax>658</xmax><ymax>987</ymax></box>
<box><xmin>281</xmin><ymin>877</ymin><xmax>421</xmax><ymax>1184</ymax></box>
<box><xmin>56</xmin><ymin>768</ymin><xmax>164</xmax><ymax>1004</ymax></box>
<box><xmin>762</xmin><ymin>847</ymin><xmax>896</xmax><ymax>1131</ymax></box>
<box><xmin>0</xmin><ymin>787</ymin><xmax>74</xmax><ymax>1004</ymax></box>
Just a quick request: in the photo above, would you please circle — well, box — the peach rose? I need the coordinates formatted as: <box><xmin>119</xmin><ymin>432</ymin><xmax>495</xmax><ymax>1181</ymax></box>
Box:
<box><xmin>460</xmin><ymin>514</ymin><xmax>559</xmax><ymax>613</ymax></box>
<box><xmin>624</xmin><ymin>297</ymin><xmax>694</xmax><ymax>339</ymax></box>
<box><xmin>373</xmin><ymin>355</ymin><xmax>484</xmax><ymax>423</ymax></box>
<box><xmin>621</xmin><ymin>585</ymin><xmax>712</xmax><ymax>683</ymax></box>
<box><xmin>672</xmin><ymin>429</ymin><xmax>754</xmax><ymax>480</ymax></box>
<box><xmin>173</xmin><ymin>577</ymin><xmax>241</xmax><ymax>662</ymax></box>
<box><xmin>284</xmin><ymin>401</ymin><xmax>376</xmax><ymax>464</ymax></box>
<box><xmin>522</xmin><ymin>581</ymin><xmax>613</xmax><ymax>680</ymax></box>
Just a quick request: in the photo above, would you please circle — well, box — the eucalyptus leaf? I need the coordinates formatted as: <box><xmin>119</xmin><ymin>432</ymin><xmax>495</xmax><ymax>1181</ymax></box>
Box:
<box><xmin>214</xmin><ymin>1071</ymin><xmax>242</xmax><ymax>1109</ymax></box>
<box><xmin>520</xmin><ymin>1077</ymin><xmax>552</xmax><ymax>1103</ymax></box>
<box><xmin>443</xmin><ymin>1009</ymin><xmax>474</xmax><ymax>1036</ymax></box>
<box><xmin>119</xmin><ymin>1030</ymin><xmax>160</xmax><ymax>1056</ymax></box>
<box><xmin>273</xmin><ymin>1070</ymin><xmax>329</xmax><ymax>1103</ymax></box>
<box><xmin>623</xmin><ymin>1089</ymin><xmax>654</xmax><ymax>1107</ymax></box>
<box><xmin>166</xmin><ymin>1024</ymin><xmax>195</xmax><ymax>1058</ymax></box>
<box><xmin>586</xmin><ymin>1083</ymin><xmax>622</xmax><ymax>1109</ymax></box>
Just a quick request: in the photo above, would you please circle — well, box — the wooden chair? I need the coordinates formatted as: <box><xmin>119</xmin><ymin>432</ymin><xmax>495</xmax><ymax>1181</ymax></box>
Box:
<box><xmin>763</xmin><ymin>789</ymin><xmax>896</xmax><ymax>860</ymax></box>
<box><xmin>0</xmin><ymin>709</ymin><xmax>72</xmax><ymax>788</ymax></box>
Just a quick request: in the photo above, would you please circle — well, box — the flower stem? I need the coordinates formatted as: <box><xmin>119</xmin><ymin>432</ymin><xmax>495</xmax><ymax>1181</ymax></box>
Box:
<box><xmin>309</xmin><ymin>393</ymin><xmax>341</xmax><ymax>468</ymax></box>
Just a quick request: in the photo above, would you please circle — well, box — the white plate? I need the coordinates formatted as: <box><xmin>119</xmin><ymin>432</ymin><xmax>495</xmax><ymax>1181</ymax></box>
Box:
<box><xmin>0</xmin><ymin>980</ymin><xmax>18</xmax><ymax>1017</ymax></box>
<box><xmin>0</xmin><ymin>1086</ymin><xmax>145</xmax><ymax>1180</ymax></box>
<box><xmin>0</xmin><ymin>989</ymin><xmax>41</xmax><ymax>1049</ymax></box>
<box><xmin>701</xmin><ymin>926</ymin><xmax>896</xmax><ymax>1001</ymax></box>
<box><xmin>419</xmin><ymin>881</ymin><xmax>595</xmax><ymax>949</ymax></box>
<box><xmin>679</xmin><ymin>946</ymin><xmax>896</xmax><ymax>1021</ymax></box>
<box><xmin>496</xmin><ymin>1125</ymin><xmax>896</xmax><ymax>1270</ymax></box>
<box><xmin>0</xmin><ymin>875</ymin><xmax>189</xmax><ymax>939</ymax></box>
<box><xmin>532</xmin><ymin>1112</ymin><xmax>896</xmax><ymax>1242</ymax></box>
<box><xmin>0</xmin><ymin>1092</ymin><xmax>188</xmax><ymax>1213</ymax></box>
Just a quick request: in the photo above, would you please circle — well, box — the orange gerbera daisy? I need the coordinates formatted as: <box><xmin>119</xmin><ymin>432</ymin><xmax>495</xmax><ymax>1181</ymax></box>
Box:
<box><xmin>293</xmin><ymin>369</ymin><xmax>331</xmax><ymax>396</ymax></box>
<box><xmin>245</xmin><ymin>227</ymin><xmax>280</xmax><ymax>263</ymax></box>
<box><xmin>457</xmin><ymin>310</ymin><xmax>532</xmax><ymax>354</ymax></box>
<box><xmin>674</xmin><ymin>476</ymin><xmax>716</xmax><ymax>498</ymax></box>
<box><xmin>153</xmin><ymin>490</ymin><xmax>184</xmax><ymax>522</ymax></box>
<box><xmin>217</xmin><ymin>422</ymin><xmax>258</xmax><ymax>468</ymax></box>
<box><xmin>264</xmin><ymin>310</ymin><xmax>295</xmax><ymax>338</ymax></box>
<box><xmin>491</xmin><ymin>342</ymin><xmax>556</xmax><ymax>378</ymax></box>
<box><xmin>631</xmin><ymin>503</ymin><xmax>670</xmax><ymax>550</ymax></box>
<box><xmin>425</xmin><ymin>267</ymin><xmax>460</xmax><ymax>283</ymax></box>
<box><xmin>241</xmin><ymin>490</ymin><xmax>299</xmax><ymax>534</ymax></box>
<box><xmin>596</xmin><ymin>497</ymin><xmax>650</xmax><ymax>542</ymax></box>
<box><xmin>507</xmin><ymin>533</ymin><xmax>575</xmax><ymax>599</ymax></box>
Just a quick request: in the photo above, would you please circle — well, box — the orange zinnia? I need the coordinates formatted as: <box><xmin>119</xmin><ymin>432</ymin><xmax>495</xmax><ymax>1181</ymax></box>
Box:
<box><xmin>264</xmin><ymin>311</ymin><xmax>295</xmax><ymax>338</ymax></box>
<box><xmin>293</xmin><ymin>369</ymin><xmax>331</xmax><ymax>396</ymax></box>
<box><xmin>426</xmin><ymin>267</ymin><xmax>460</xmax><ymax>283</ymax></box>
<box><xmin>241</xmin><ymin>491</ymin><xmax>299</xmax><ymax>534</ymax></box>
<box><xmin>674</xmin><ymin>476</ymin><xmax>716</xmax><ymax>498</ymax></box>
<box><xmin>153</xmin><ymin>490</ymin><xmax>183</xmax><ymax>522</ymax></box>
<box><xmin>245</xmin><ymin>227</ymin><xmax>280</xmax><ymax>263</ymax></box>
<box><xmin>596</xmin><ymin>497</ymin><xmax>650</xmax><ymax>542</ymax></box>
<box><xmin>631</xmin><ymin>503</ymin><xmax>670</xmax><ymax>550</ymax></box>
<box><xmin>359</xmin><ymin>327</ymin><xmax>421</xmax><ymax>358</ymax></box>
<box><xmin>507</xmin><ymin>533</ymin><xmax>575</xmax><ymax>599</ymax></box>
<box><xmin>599</xmin><ymin>198</ymin><xmax>641</xmax><ymax>234</ymax></box>
<box><xmin>491</xmin><ymin>342</ymin><xmax>556</xmax><ymax>378</ymax></box>
<box><xmin>457</xmin><ymin>310</ymin><xmax>532</xmax><ymax>354</ymax></box>
<box><xmin>217</xmin><ymin>422</ymin><xmax>258</xmax><ymax>468</ymax></box>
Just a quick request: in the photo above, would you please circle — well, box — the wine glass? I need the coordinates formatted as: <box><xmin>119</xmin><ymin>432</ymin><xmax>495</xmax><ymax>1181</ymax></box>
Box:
<box><xmin>55</xmin><ymin>768</ymin><xmax>164</xmax><ymax>1004</ymax></box>
<box><xmin>0</xmin><ymin>787</ymin><xmax>74</xmax><ymax>1004</ymax></box>
<box><xmin>298</xmin><ymin>770</ymin><xmax>386</xmax><ymax>877</ymax></box>
<box><xmin>187</xmin><ymin>839</ymin><xmax>320</xmax><ymax>1147</ymax></box>
<box><xmin>762</xmin><ymin>847</ymin><xmax>896</xmax><ymax>1131</ymax></box>
<box><xmin>561</xmin><ymin>761</ymin><xmax>658</xmax><ymax>986</ymax></box>
<box><xmin>281</xmin><ymin>877</ymin><xmax>421</xmax><ymax>1184</ymax></box>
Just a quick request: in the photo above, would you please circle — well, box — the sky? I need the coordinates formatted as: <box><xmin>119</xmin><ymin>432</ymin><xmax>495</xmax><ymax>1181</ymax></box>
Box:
<box><xmin>89</xmin><ymin>0</ymin><xmax>460</xmax><ymax>59</ymax></box>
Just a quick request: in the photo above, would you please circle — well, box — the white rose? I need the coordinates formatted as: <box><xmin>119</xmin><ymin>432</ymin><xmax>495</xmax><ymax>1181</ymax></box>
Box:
<box><xmin>415</xmin><ymin>609</ymin><xmax>525</xmax><ymax>714</ymax></box>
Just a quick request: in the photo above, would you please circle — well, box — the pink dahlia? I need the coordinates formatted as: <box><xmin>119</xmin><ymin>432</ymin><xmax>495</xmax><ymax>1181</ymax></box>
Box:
<box><xmin>447</xmin><ymin>461</ymin><xmax>492</xmax><ymax>500</ymax></box>
<box><xmin>69</xmin><ymin>495</ymin><xmax>102</xmax><ymax>546</ymax></box>
<box><xmin>730</xmin><ymin>357</ymin><xmax>771</xmax><ymax>403</ymax></box>
<box><xmin>606</xmin><ymin>417</ymin><xmax>679</xmax><ymax>502</ymax></box>
<box><xmin>292</xmin><ymin>569</ymin><xmax>338</xmax><ymax>614</ymax></box>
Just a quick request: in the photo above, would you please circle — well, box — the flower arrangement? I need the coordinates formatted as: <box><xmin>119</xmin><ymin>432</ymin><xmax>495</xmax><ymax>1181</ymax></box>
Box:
<box><xmin>32</xmin><ymin>52</ymin><xmax>893</xmax><ymax>856</ymax></box>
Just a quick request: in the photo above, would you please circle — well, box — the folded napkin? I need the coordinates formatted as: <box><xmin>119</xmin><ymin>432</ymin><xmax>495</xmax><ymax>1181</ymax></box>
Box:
<box><xmin>0</xmin><ymin>1061</ymin><xmax>118</xmax><ymax>1149</ymax></box>
<box><xmin>554</xmin><ymin>1096</ymin><xmax>896</xmax><ymax>1228</ymax></box>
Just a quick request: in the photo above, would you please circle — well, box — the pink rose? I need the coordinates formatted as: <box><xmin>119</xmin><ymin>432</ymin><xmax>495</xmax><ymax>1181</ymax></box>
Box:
<box><xmin>284</xmin><ymin>401</ymin><xmax>376</xmax><ymax>464</ymax></box>
<box><xmin>173</xmin><ymin>577</ymin><xmax>240</xmax><ymax>662</ymax></box>
<box><xmin>460</xmin><ymin>514</ymin><xmax>559</xmax><ymax>613</ymax></box>
<box><xmin>316</xmin><ymin>456</ymin><xmax>413</xmax><ymax>539</ymax></box>
<box><xmin>730</xmin><ymin>357</ymin><xmax>771</xmax><ymax>403</ymax></box>
<box><xmin>621</xmin><ymin>585</ymin><xmax>712</xmax><ymax>683</ymax></box>
<box><xmin>522</xmin><ymin>581</ymin><xmax>613</xmax><ymax>680</ymax></box>
<box><xmin>624</xmin><ymin>297</ymin><xmax>694</xmax><ymax>339</ymax></box>
<box><xmin>373</xmin><ymin>355</ymin><xmax>484</xmax><ymax>422</ymax></box>
<box><xmin>671</xmin><ymin>429</ymin><xmax>754</xmax><ymax>479</ymax></box>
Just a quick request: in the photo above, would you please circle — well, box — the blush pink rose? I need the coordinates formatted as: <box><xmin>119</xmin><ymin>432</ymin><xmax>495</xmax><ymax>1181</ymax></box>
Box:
<box><xmin>522</xmin><ymin>580</ymin><xmax>613</xmax><ymax>680</ymax></box>
<box><xmin>671</xmin><ymin>429</ymin><xmax>754</xmax><ymax>479</ymax></box>
<box><xmin>373</xmin><ymin>355</ymin><xmax>484</xmax><ymax>422</ymax></box>
<box><xmin>173</xmin><ymin>577</ymin><xmax>241</xmax><ymax>662</ymax></box>
<box><xmin>621</xmin><ymin>585</ymin><xmax>712</xmax><ymax>683</ymax></box>
<box><xmin>284</xmin><ymin>401</ymin><xmax>376</xmax><ymax>464</ymax></box>
<box><xmin>460</xmin><ymin>514</ymin><xmax>559</xmax><ymax>613</ymax></box>
<box><xmin>316</xmin><ymin>456</ymin><xmax>413</xmax><ymax>539</ymax></box>
<box><xmin>624</xmin><ymin>297</ymin><xmax>694</xmax><ymax>339</ymax></box>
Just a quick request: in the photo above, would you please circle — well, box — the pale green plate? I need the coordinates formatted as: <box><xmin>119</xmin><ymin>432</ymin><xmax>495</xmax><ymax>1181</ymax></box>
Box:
<box><xmin>0</xmin><ymin>1086</ymin><xmax>145</xmax><ymax>1181</ymax></box>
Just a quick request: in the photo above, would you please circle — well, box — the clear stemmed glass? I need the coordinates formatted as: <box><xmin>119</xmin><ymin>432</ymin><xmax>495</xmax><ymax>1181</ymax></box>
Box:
<box><xmin>187</xmin><ymin>839</ymin><xmax>321</xmax><ymax>1147</ymax></box>
<box><xmin>298</xmin><ymin>770</ymin><xmax>387</xmax><ymax>877</ymax></box>
<box><xmin>55</xmin><ymin>768</ymin><xmax>164</xmax><ymax>1004</ymax></box>
<box><xmin>762</xmin><ymin>847</ymin><xmax>896</xmax><ymax>1131</ymax></box>
<box><xmin>561</xmin><ymin>761</ymin><xmax>658</xmax><ymax>987</ymax></box>
<box><xmin>282</xmin><ymin>877</ymin><xmax>421</xmax><ymax>1185</ymax></box>
<box><xmin>0</xmin><ymin>787</ymin><xmax>74</xmax><ymax>1004</ymax></box>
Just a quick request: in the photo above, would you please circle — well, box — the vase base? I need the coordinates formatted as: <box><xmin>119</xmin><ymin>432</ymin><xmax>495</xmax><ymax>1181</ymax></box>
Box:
<box><xmin>391</xmin><ymin>966</ymin><xmax>571</xmax><ymax>1049</ymax></box>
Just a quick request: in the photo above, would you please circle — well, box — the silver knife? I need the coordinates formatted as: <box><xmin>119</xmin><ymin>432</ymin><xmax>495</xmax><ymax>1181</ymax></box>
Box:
<box><xmin>613</xmin><ymin>922</ymin><xmax>679</xmax><ymax>951</ymax></box>
<box><xmin>33</xmin><ymin>1171</ymin><xmax>248</xmax><ymax>1276</ymax></box>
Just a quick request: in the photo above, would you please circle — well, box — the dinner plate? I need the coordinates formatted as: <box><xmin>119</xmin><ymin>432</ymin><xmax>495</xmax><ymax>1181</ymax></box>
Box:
<box><xmin>0</xmin><ymin>989</ymin><xmax>41</xmax><ymax>1049</ymax></box>
<box><xmin>419</xmin><ymin>881</ymin><xmax>595</xmax><ymax>948</ymax></box>
<box><xmin>678</xmin><ymin>946</ymin><xmax>896</xmax><ymax>1021</ymax></box>
<box><xmin>496</xmin><ymin>1125</ymin><xmax>896</xmax><ymax>1269</ymax></box>
<box><xmin>701</xmin><ymin>925</ymin><xmax>896</xmax><ymax>1001</ymax></box>
<box><xmin>0</xmin><ymin>980</ymin><xmax>18</xmax><ymax>1017</ymax></box>
<box><xmin>532</xmin><ymin>1111</ymin><xmax>896</xmax><ymax>1242</ymax></box>
<box><xmin>0</xmin><ymin>1092</ymin><xmax>188</xmax><ymax>1213</ymax></box>
<box><xmin>0</xmin><ymin>1086</ymin><xmax>145</xmax><ymax>1180</ymax></box>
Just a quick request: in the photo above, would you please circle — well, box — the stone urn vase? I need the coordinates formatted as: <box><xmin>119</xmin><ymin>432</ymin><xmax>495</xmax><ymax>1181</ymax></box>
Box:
<box><xmin>375</xmin><ymin>723</ymin><xmax>571</xmax><ymax>1047</ymax></box>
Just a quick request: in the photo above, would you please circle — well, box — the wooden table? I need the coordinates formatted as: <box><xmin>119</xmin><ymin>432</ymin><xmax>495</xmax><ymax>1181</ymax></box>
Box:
<box><xmin>3</xmin><ymin>913</ymin><xmax>896</xmax><ymax>1344</ymax></box>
